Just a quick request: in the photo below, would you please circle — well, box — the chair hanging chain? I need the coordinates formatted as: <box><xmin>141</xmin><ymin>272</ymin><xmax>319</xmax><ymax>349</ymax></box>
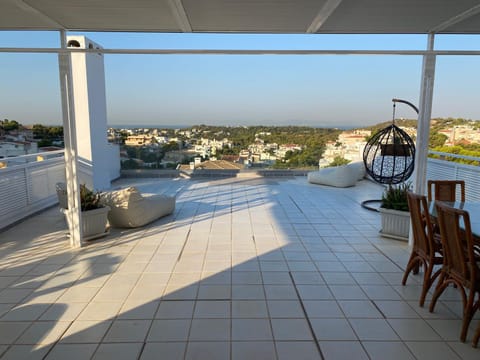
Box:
<box><xmin>392</xmin><ymin>102</ymin><xmax>396</xmax><ymax>125</ymax></box>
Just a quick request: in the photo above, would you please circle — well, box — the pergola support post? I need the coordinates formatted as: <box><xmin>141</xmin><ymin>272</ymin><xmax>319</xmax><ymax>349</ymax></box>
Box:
<box><xmin>58</xmin><ymin>30</ymin><xmax>83</xmax><ymax>248</ymax></box>
<box><xmin>410</xmin><ymin>33</ymin><xmax>436</xmax><ymax>246</ymax></box>
<box><xmin>414</xmin><ymin>33</ymin><xmax>436</xmax><ymax>195</ymax></box>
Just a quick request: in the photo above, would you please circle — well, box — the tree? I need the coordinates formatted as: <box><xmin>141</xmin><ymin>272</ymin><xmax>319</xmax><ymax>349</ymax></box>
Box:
<box><xmin>32</xmin><ymin>124</ymin><xmax>63</xmax><ymax>142</ymax></box>
<box><xmin>117</xmin><ymin>131</ymin><xmax>128</xmax><ymax>144</ymax></box>
<box><xmin>329</xmin><ymin>156</ymin><xmax>351</xmax><ymax>167</ymax></box>
<box><xmin>121</xmin><ymin>159</ymin><xmax>140</xmax><ymax>169</ymax></box>
<box><xmin>1</xmin><ymin>119</ymin><xmax>20</xmax><ymax>131</ymax></box>
<box><xmin>272</xmin><ymin>160</ymin><xmax>290</xmax><ymax>169</ymax></box>
<box><xmin>430</xmin><ymin>145</ymin><xmax>480</xmax><ymax>166</ymax></box>
<box><xmin>125</xmin><ymin>146</ymin><xmax>137</xmax><ymax>159</ymax></box>
<box><xmin>163</xmin><ymin>141</ymin><xmax>179</xmax><ymax>152</ymax></box>
<box><xmin>37</xmin><ymin>139</ymin><xmax>53</xmax><ymax>147</ymax></box>
<box><xmin>142</xmin><ymin>152</ymin><xmax>157</xmax><ymax>163</ymax></box>
<box><xmin>48</xmin><ymin>126</ymin><xmax>63</xmax><ymax>138</ymax></box>
<box><xmin>155</xmin><ymin>148</ymin><xmax>165</xmax><ymax>168</ymax></box>
<box><xmin>429</xmin><ymin>132</ymin><xmax>447</xmax><ymax>148</ymax></box>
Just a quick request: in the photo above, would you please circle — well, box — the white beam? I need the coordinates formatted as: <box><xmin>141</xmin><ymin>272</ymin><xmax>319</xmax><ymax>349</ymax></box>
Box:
<box><xmin>58</xmin><ymin>30</ymin><xmax>83</xmax><ymax>248</ymax></box>
<box><xmin>167</xmin><ymin>0</ymin><xmax>192</xmax><ymax>32</ymax></box>
<box><xmin>2</xmin><ymin>47</ymin><xmax>480</xmax><ymax>56</ymax></box>
<box><xmin>429</xmin><ymin>4</ymin><xmax>480</xmax><ymax>33</ymax></box>
<box><xmin>411</xmin><ymin>33</ymin><xmax>436</xmax><ymax>246</ymax></box>
<box><xmin>9</xmin><ymin>0</ymin><xmax>65</xmax><ymax>28</ymax></box>
<box><xmin>306</xmin><ymin>0</ymin><xmax>343</xmax><ymax>33</ymax></box>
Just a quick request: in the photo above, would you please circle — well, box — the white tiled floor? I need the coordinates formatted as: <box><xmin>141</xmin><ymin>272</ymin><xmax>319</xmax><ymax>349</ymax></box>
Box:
<box><xmin>0</xmin><ymin>176</ymin><xmax>479</xmax><ymax>359</ymax></box>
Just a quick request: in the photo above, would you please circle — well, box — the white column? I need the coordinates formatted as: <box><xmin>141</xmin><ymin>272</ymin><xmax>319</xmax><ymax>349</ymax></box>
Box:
<box><xmin>414</xmin><ymin>34</ymin><xmax>436</xmax><ymax>196</ymax></box>
<box><xmin>410</xmin><ymin>34</ymin><xmax>436</xmax><ymax>247</ymax></box>
<box><xmin>67</xmin><ymin>35</ymin><xmax>113</xmax><ymax>190</ymax></box>
<box><xmin>58</xmin><ymin>30</ymin><xmax>83</xmax><ymax>248</ymax></box>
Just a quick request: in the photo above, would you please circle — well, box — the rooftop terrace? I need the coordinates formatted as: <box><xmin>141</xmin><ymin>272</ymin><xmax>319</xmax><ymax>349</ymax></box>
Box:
<box><xmin>0</xmin><ymin>176</ymin><xmax>479</xmax><ymax>359</ymax></box>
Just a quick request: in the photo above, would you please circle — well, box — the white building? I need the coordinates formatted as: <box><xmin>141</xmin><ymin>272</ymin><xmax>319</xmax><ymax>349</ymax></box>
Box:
<box><xmin>125</xmin><ymin>135</ymin><xmax>155</xmax><ymax>146</ymax></box>
<box><xmin>321</xmin><ymin>130</ymin><xmax>370</xmax><ymax>166</ymax></box>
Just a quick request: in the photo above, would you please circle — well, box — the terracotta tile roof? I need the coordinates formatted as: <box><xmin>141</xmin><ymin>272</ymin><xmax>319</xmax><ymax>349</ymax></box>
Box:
<box><xmin>197</xmin><ymin>160</ymin><xmax>244</xmax><ymax>170</ymax></box>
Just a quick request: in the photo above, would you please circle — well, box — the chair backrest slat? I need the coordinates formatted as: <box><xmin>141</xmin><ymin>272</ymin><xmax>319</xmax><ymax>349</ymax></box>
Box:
<box><xmin>428</xmin><ymin>180</ymin><xmax>465</xmax><ymax>202</ymax></box>
<box><xmin>407</xmin><ymin>191</ymin><xmax>435</xmax><ymax>257</ymax></box>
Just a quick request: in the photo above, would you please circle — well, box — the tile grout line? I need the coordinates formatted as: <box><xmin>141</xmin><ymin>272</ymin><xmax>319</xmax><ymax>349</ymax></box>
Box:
<box><xmin>289</xmin><ymin>271</ymin><xmax>325</xmax><ymax>360</ymax></box>
<box><xmin>252</xmin><ymin>185</ymin><xmax>282</xmax><ymax>360</ymax></box>
<box><xmin>176</xmin><ymin>229</ymin><xmax>192</xmax><ymax>263</ymax></box>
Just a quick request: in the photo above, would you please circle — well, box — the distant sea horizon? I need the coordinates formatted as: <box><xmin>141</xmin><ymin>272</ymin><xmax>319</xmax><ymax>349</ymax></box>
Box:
<box><xmin>109</xmin><ymin>124</ymin><xmax>189</xmax><ymax>130</ymax></box>
<box><xmin>108</xmin><ymin>124</ymin><xmax>357</xmax><ymax>130</ymax></box>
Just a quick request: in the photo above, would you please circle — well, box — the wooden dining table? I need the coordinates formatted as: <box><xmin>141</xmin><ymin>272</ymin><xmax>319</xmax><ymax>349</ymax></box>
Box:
<box><xmin>429</xmin><ymin>201</ymin><xmax>480</xmax><ymax>244</ymax></box>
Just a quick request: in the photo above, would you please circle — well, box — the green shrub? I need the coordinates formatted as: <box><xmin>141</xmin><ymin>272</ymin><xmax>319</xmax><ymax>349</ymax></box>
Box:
<box><xmin>79</xmin><ymin>184</ymin><xmax>103</xmax><ymax>211</ymax></box>
<box><xmin>381</xmin><ymin>182</ymin><xmax>410</xmax><ymax>212</ymax></box>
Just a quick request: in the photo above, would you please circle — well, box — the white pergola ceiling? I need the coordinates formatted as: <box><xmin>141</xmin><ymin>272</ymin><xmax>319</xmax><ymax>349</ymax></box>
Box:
<box><xmin>1</xmin><ymin>0</ymin><xmax>480</xmax><ymax>34</ymax></box>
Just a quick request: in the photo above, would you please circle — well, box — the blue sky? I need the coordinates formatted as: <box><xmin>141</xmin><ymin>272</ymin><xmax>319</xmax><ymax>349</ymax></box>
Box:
<box><xmin>0</xmin><ymin>31</ymin><xmax>479</xmax><ymax>128</ymax></box>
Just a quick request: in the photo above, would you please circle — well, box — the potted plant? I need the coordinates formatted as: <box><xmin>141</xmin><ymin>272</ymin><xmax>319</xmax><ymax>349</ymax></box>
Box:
<box><xmin>379</xmin><ymin>182</ymin><xmax>410</xmax><ymax>241</ymax></box>
<box><xmin>62</xmin><ymin>184</ymin><xmax>110</xmax><ymax>241</ymax></box>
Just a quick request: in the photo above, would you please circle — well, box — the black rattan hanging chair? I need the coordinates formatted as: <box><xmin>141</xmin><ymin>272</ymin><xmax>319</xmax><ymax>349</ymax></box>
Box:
<box><xmin>361</xmin><ymin>98</ymin><xmax>417</xmax><ymax>211</ymax></box>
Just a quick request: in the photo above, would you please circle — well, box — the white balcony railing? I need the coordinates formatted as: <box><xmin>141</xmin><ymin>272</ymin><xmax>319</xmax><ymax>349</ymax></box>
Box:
<box><xmin>426</xmin><ymin>151</ymin><xmax>480</xmax><ymax>201</ymax></box>
<box><xmin>1</xmin><ymin>150</ymin><xmax>480</xmax><ymax>231</ymax></box>
<box><xmin>0</xmin><ymin>151</ymin><xmax>66</xmax><ymax>230</ymax></box>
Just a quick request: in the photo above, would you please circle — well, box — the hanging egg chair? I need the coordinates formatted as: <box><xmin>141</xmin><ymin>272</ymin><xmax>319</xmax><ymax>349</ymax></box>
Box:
<box><xmin>361</xmin><ymin>99</ymin><xmax>417</xmax><ymax>211</ymax></box>
<box><xmin>363</xmin><ymin>99</ymin><xmax>417</xmax><ymax>185</ymax></box>
<box><xmin>363</xmin><ymin>123</ymin><xmax>416</xmax><ymax>184</ymax></box>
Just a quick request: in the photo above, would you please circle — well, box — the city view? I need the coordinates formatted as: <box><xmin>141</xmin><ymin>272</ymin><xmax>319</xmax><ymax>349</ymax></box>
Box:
<box><xmin>2</xmin><ymin>117</ymin><xmax>480</xmax><ymax>170</ymax></box>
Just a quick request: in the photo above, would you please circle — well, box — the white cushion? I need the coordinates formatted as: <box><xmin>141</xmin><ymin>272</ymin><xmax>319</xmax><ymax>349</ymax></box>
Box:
<box><xmin>308</xmin><ymin>165</ymin><xmax>358</xmax><ymax>188</ymax></box>
<box><xmin>101</xmin><ymin>187</ymin><xmax>175</xmax><ymax>228</ymax></box>
<box><xmin>348</xmin><ymin>161</ymin><xmax>366</xmax><ymax>180</ymax></box>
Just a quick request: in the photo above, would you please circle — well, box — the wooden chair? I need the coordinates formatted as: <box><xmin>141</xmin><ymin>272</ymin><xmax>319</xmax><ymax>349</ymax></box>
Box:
<box><xmin>402</xmin><ymin>192</ymin><xmax>443</xmax><ymax>306</ymax></box>
<box><xmin>427</xmin><ymin>180</ymin><xmax>466</xmax><ymax>245</ymax></box>
<box><xmin>429</xmin><ymin>202</ymin><xmax>480</xmax><ymax>344</ymax></box>
<box><xmin>427</xmin><ymin>180</ymin><xmax>465</xmax><ymax>202</ymax></box>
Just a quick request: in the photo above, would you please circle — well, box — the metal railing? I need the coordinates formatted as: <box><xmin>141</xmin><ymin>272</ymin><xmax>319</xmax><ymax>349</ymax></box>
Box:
<box><xmin>426</xmin><ymin>151</ymin><xmax>480</xmax><ymax>201</ymax></box>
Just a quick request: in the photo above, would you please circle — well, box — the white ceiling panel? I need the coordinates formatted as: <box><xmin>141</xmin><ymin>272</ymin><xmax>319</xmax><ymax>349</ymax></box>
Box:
<box><xmin>0</xmin><ymin>1</ymin><xmax>60</xmax><ymax>29</ymax></box>
<box><xmin>446</xmin><ymin>12</ymin><xmax>480</xmax><ymax>33</ymax></box>
<box><xmin>182</xmin><ymin>0</ymin><xmax>326</xmax><ymax>32</ymax></box>
<box><xmin>1</xmin><ymin>0</ymin><xmax>480</xmax><ymax>34</ymax></box>
<box><xmin>318</xmin><ymin>0</ymin><xmax>480</xmax><ymax>34</ymax></box>
<box><xmin>20</xmin><ymin>0</ymin><xmax>181</xmax><ymax>31</ymax></box>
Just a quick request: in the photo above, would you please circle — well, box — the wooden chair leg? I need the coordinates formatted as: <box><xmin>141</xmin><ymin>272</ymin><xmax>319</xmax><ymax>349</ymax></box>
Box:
<box><xmin>419</xmin><ymin>262</ymin><xmax>433</xmax><ymax>307</ymax></box>
<box><xmin>461</xmin><ymin>311</ymin><xmax>473</xmax><ymax>342</ymax></box>
<box><xmin>460</xmin><ymin>292</ymin><xmax>476</xmax><ymax>342</ymax></box>
<box><xmin>402</xmin><ymin>254</ymin><xmax>419</xmax><ymax>286</ymax></box>
<box><xmin>473</xmin><ymin>321</ymin><xmax>480</xmax><ymax>348</ymax></box>
<box><xmin>413</xmin><ymin>261</ymin><xmax>420</xmax><ymax>275</ymax></box>
<box><xmin>429</xmin><ymin>272</ymin><xmax>447</xmax><ymax>313</ymax></box>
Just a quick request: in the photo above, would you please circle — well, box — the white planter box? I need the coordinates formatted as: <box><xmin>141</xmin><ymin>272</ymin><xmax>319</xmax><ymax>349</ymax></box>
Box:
<box><xmin>379</xmin><ymin>207</ymin><xmax>410</xmax><ymax>241</ymax></box>
<box><xmin>63</xmin><ymin>206</ymin><xmax>110</xmax><ymax>241</ymax></box>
